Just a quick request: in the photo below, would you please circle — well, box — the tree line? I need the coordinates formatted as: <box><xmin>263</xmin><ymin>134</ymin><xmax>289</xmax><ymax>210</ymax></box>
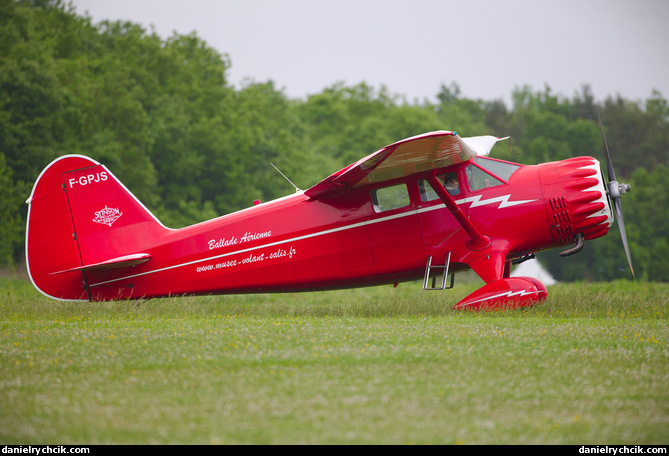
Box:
<box><xmin>2</xmin><ymin>0</ymin><xmax>668</xmax><ymax>281</ymax></box>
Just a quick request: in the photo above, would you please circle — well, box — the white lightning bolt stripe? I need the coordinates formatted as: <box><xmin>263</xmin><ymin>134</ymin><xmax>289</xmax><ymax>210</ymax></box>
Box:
<box><xmin>454</xmin><ymin>289</ymin><xmax>536</xmax><ymax>308</ymax></box>
<box><xmin>455</xmin><ymin>194</ymin><xmax>537</xmax><ymax>209</ymax></box>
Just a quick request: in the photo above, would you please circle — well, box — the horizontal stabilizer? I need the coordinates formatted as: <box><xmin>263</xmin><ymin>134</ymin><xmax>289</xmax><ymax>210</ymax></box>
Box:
<box><xmin>50</xmin><ymin>253</ymin><xmax>151</xmax><ymax>275</ymax></box>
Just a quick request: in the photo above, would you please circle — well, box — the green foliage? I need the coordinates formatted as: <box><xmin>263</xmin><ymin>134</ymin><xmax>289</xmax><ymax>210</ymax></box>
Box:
<box><xmin>625</xmin><ymin>165</ymin><xmax>669</xmax><ymax>281</ymax></box>
<box><xmin>299</xmin><ymin>82</ymin><xmax>435</xmax><ymax>166</ymax></box>
<box><xmin>0</xmin><ymin>153</ymin><xmax>22</xmax><ymax>265</ymax></box>
<box><xmin>1</xmin><ymin>1</ymin><xmax>668</xmax><ymax>282</ymax></box>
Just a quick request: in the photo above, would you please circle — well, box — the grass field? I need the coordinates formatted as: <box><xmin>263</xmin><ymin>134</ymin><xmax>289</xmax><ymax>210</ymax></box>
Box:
<box><xmin>1</xmin><ymin>273</ymin><xmax>667</xmax><ymax>445</ymax></box>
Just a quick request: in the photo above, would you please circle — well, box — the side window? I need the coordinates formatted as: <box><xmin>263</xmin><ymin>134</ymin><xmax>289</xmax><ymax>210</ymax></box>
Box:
<box><xmin>466</xmin><ymin>164</ymin><xmax>503</xmax><ymax>191</ymax></box>
<box><xmin>418</xmin><ymin>172</ymin><xmax>460</xmax><ymax>202</ymax></box>
<box><xmin>372</xmin><ymin>183</ymin><xmax>411</xmax><ymax>212</ymax></box>
<box><xmin>442</xmin><ymin>173</ymin><xmax>460</xmax><ymax>196</ymax></box>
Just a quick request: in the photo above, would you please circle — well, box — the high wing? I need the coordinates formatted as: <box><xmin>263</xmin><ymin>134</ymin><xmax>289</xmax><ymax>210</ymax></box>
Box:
<box><xmin>304</xmin><ymin>131</ymin><xmax>508</xmax><ymax>199</ymax></box>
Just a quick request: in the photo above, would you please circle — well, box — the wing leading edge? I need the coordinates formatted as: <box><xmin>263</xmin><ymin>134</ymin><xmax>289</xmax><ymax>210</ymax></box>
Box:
<box><xmin>305</xmin><ymin>131</ymin><xmax>507</xmax><ymax>199</ymax></box>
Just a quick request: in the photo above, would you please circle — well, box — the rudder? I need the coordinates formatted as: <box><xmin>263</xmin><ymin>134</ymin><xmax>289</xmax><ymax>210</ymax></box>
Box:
<box><xmin>26</xmin><ymin>155</ymin><xmax>166</xmax><ymax>300</ymax></box>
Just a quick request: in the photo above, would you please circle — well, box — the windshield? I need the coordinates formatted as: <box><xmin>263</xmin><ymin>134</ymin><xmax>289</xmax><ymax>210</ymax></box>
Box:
<box><xmin>474</xmin><ymin>157</ymin><xmax>520</xmax><ymax>181</ymax></box>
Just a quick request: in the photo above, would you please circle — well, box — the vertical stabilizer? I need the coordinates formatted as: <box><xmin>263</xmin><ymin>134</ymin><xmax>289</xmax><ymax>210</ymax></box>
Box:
<box><xmin>26</xmin><ymin>155</ymin><xmax>167</xmax><ymax>300</ymax></box>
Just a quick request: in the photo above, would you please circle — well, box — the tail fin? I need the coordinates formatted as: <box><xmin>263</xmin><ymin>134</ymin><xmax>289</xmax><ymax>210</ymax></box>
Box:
<box><xmin>26</xmin><ymin>155</ymin><xmax>167</xmax><ymax>301</ymax></box>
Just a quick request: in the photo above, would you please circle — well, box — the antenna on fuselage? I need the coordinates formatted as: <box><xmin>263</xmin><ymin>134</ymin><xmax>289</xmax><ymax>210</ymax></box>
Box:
<box><xmin>270</xmin><ymin>162</ymin><xmax>301</xmax><ymax>192</ymax></box>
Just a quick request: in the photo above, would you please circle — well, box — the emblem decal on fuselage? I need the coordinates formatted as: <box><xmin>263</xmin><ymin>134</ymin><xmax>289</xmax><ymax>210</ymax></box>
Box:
<box><xmin>93</xmin><ymin>206</ymin><xmax>123</xmax><ymax>227</ymax></box>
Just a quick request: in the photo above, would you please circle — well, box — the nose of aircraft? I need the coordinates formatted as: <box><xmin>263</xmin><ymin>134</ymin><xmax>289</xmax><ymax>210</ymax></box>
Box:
<box><xmin>539</xmin><ymin>157</ymin><xmax>613</xmax><ymax>255</ymax></box>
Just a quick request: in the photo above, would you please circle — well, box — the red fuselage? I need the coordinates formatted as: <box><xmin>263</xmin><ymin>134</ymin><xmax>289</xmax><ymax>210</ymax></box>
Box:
<box><xmin>26</xmin><ymin>151</ymin><xmax>612</xmax><ymax>305</ymax></box>
<box><xmin>80</xmin><ymin>157</ymin><xmax>608</xmax><ymax>300</ymax></box>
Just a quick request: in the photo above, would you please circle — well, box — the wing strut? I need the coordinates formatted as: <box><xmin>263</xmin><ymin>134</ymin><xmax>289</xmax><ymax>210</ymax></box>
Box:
<box><xmin>426</xmin><ymin>171</ymin><xmax>491</xmax><ymax>251</ymax></box>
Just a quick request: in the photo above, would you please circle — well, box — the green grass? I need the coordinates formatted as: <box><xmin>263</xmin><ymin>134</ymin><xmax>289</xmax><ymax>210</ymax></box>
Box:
<box><xmin>1</xmin><ymin>274</ymin><xmax>668</xmax><ymax>444</ymax></box>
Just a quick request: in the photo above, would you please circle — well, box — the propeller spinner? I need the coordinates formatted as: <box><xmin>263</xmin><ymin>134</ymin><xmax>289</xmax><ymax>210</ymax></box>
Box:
<box><xmin>596</xmin><ymin>107</ymin><xmax>635</xmax><ymax>277</ymax></box>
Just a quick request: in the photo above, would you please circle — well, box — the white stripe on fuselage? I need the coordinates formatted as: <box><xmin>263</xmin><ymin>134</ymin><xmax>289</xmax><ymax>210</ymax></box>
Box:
<box><xmin>90</xmin><ymin>194</ymin><xmax>535</xmax><ymax>288</ymax></box>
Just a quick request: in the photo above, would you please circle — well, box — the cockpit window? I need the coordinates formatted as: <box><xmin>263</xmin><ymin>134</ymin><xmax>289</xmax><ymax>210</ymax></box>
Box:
<box><xmin>466</xmin><ymin>164</ymin><xmax>504</xmax><ymax>191</ymax></box>
<box><xmin>474</xmin><ymin>157</ymin><xmax>520</xmax><ymax>181</ymax></box>
<box><xmin>418</xmin><ymin>172</ymin><xmax>460</xmax><ymax>202</ymax></box>
<box><xmin>372</xmin><ymin>183</ymin><xmax>411</xmax><ymax>212</ymax></box>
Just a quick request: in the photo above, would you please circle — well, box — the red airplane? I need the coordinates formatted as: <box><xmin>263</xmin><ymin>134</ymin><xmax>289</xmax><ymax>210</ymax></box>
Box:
<box><xmin>25</xmin><ymin>126</ymin><xmax>633</xmax><ymax>309</ymax></box>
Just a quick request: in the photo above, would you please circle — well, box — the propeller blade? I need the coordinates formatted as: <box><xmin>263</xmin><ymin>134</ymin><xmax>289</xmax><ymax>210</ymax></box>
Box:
<box><xmin>612</xmin><ymin>197</ymin><xmax>635</xmax><ymax>277</ymax></box>
<box><xmin>596</xmin><ymin>105</ymin><xmax>635</xmax><ymax>277</ymax></box>
<box><xmin>596</xmin><ymin>106</ymin><xmax>617</xmax><ymax>183</ymax></box>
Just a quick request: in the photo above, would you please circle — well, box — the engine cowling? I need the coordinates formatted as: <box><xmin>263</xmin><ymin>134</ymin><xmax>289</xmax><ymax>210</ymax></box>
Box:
<box><xmin>539</xmin><ymin>157</ymin><xmax>613</xmax><ymax>249</ymax></box>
